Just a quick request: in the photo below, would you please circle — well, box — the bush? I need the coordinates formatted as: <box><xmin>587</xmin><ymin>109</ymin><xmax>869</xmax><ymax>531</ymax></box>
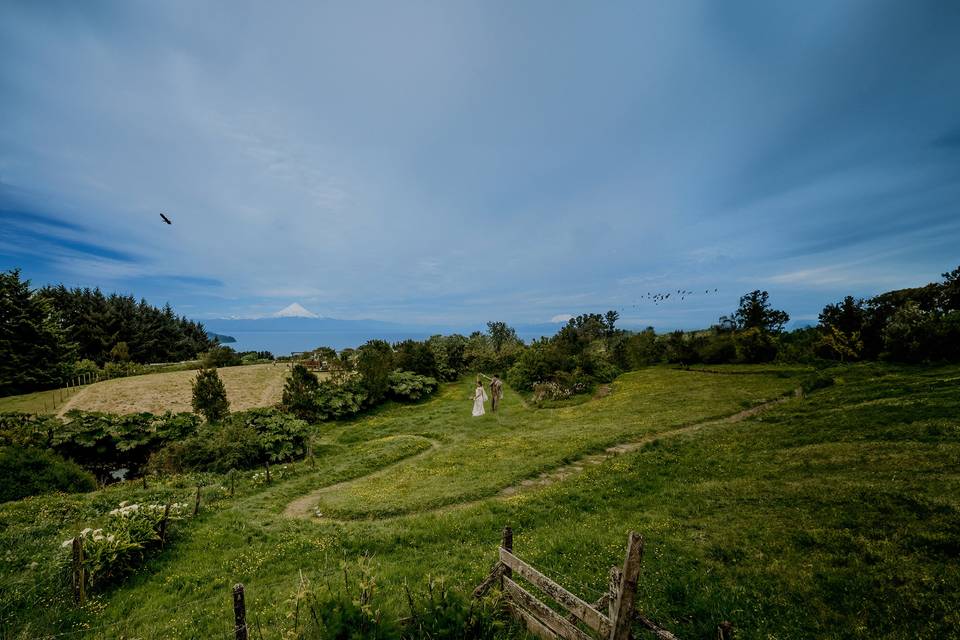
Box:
<box><xmin>149</xmin><ymin>408</ymin><xmax>308</xmax><ymax>473</ymax></box>
<box><xmin>201</xmin><ymin>345</ymin><xmax>242</xmax><ymax>368</ymax></box>
<box><xmin>388</xmin><ymin>371</ymin><xmax>438</xmax><ymax>402</ymax></box>
<box><xmin>62</xmin><ymin>501</ymin><xmax>190</xmax><ymax>590</ymax></box>
<box><xmin>103</xmin><ymin>361</ymin><xmax>147</xmax><ymax>379</ymax></box>
<box><xmin>314</xmin><ymin>378</ymin><xmax>369</xmax><ymax>421</ymax></box>
<box><xmin>0</xmin><ymin>446</ymin><xmax>96</xmax><ymax>502</ymax></box>
<box><xmin>357</xmin><ymin>340</ymin><xmax>395</xmax><ymax>404</ymax></box>
<box><xmin>192</xmin><ymin>368</ymin><xmax>230</xmax><ymax>423</ymax></box>
<box><xmin>54</xmin><ymin>410</ymin><xmax>201</xmax><ymax>477</ymax></box>
<box><xmin>282</xmin><ymin>364</ymin><xmax>321</xmax><ymax>422</ymax></box>
<box><xmin>734</xmin><ymin>328</ymin><xmax>778</xmax><ymax>363</ymax></box>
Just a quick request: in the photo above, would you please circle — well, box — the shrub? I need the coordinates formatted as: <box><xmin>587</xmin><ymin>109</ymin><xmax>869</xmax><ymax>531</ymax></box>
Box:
<box><xmin>357</xmin><ymin>340</ymin><xmax>395</xmax><ymax>403</ymax></box>
<box><xmin>192</xmin><ymin>367</ymin><xmax>230</xmax><ymax>423</ymax></box>
<box><xmin>282</xmin><ymin>364</ymin><xmax>321</xmax><ymax>422</ymax></box>
<box><xmin>201</xmin><ymin>345</ymin><xmax>242</xmax><ymax>368</ymax></box>
<box><xmin>388</xmin><ymin>371</ymin><xmax>438</xmax><ymax>402</ymax></box>
<box><xmin>0</xmin><ymin>412</ymin><xmax>61</xmax><ymax>448</ymax></box>
<box><xmin>149</xmin><ymin>409</ymin><xmax>308</xmax><ymax>472</ymax></box>
<box><xmin>734</xmin><ymin>328</ymin><xmax>778</xmax><ymax>363</ymax></box>
<box><xmin>314</xmin><ymin>378</ymin><xmax>369</xmax><ymax>420</ymax></box>
<box><xmin>103</xmin><ymin>361</ymin><xmax>147</xmax><ymax>379</ymax></box>
<box><xmin>62</xmin><ymin>501</ymin><xmax>190</xmax><ymax>590</ymax></box>
<box><xmin>0</xmin><ymin>446</ymin><xmax>96</xmax><ymax>502</ymax></box>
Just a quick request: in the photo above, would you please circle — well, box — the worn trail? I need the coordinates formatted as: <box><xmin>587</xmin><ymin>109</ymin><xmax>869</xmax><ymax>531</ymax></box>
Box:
<box><xmin>283</xmin><ymin>389</ymin><xmax>801</xmax><ymax>522</ymax></box>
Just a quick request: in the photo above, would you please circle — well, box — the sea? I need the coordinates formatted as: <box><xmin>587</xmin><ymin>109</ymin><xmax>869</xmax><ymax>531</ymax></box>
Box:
<box><xmin>221</xmin><ymin>328</ymin><xmax>556</xmax><ymax>356</ymax></box>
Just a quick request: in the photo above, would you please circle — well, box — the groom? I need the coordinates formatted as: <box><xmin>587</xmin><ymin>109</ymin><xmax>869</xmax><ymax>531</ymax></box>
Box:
<box><xmin>490</xmin><ymin>375</ymin><xmax>503</xmax><ymax>412</ymax></box>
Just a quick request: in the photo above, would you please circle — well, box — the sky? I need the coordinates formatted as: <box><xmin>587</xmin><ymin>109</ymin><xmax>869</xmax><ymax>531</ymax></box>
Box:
<box><xmin>2</xmin><ymin>0</ymin><xmax>959</xmax><ymax>330</ymax></box>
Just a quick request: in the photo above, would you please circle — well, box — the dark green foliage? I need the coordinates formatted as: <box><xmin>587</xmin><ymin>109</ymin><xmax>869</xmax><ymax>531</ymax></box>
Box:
<box><xmin>0</xmin><ymin>412</ymin><xmax>62</xmax><ymax>448</ymax></box>
<box><xmin>426</xmin><ymin>334</ymin><xmax>468</xmax><ymax>381</ymax></box>
<box><xmin>0</xmin><ymin>446</ymin><xmax>96</xmax><ymax>502</ymax></box>
<box><xmin>388</xmin><ymin>371</ymin><xmax>438</xmax><ymax>401</ymax></box>
<box><xmin>393</xmin><ymin>340</ymin><xmax>438</xmax><ymax>378</ymax></box>
<box><xmin>314</xmin><ymin>378</ymin><xmax>370</xmax><ymax>420</ymax></box>
<box><xmin>733</xmin><ymin>327</ymin><xmax>778</xmax><ymax>363</ymax></box>
<box><xmin>54</xmin><ymin>410</ymin><xmax>201</xmax><ymax>476</ymax></box>
<box><xmin>357</xmin><ymin>340</ymin><xmax>395</xmax><ymax>403</ymax></box>
<box><xmin>149</xmin><ymin>408</ymin><xmax>308</xmax><ymax>472</ymax></box>
<box><xmin>282</xmin><ymin>364</ymin><xmax>322</xmax><ymax>421</ymax></box>
<box><xmin>191</xmin><ymin>367</ymin><xmax>230</xmax><ymax>423</ymax></box>
<box><xmin>36</xmin><ymin>283</ymin><xmax>214</xmax><ymax>366</ymax></box>
<box><xmin>0</xmin><ymin>269</ymin><xmax>75</xmax><ymax>395</ymax></box>
<box><xmin>230</xmin><ymin>407</ymin><xmax>309</xmax><ymax>463</ymax></box>
<box><xmin>486</xmin><ymin>321</ymin><xmax>520</xmax><ymax>355</ymax></box>
<box><xmin>725</xmin><ymin>290</ymin><xmax>790</xmax><ymax>333</ymax></box>
<box><xmin>201</xmin><ymin>345</ymin><xmax>242</xmax><ymax>368</ymax></box>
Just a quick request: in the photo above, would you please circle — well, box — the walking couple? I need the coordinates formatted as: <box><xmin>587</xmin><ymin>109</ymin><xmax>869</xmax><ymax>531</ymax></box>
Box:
<box><xmin>472</xmin><ymin>374</ymin><xmax>503</xmax><ymax>417</ymax></box>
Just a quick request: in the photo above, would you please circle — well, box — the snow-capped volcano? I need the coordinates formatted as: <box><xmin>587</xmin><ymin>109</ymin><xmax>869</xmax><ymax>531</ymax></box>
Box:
<box><xmin>272</xmin><ymin>302</ymin><xmax>320</xmax><ymax>318</ymax></box>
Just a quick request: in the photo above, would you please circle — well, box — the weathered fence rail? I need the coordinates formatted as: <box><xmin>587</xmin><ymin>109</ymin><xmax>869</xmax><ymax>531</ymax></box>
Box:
<box><xmin>474</xmin><ymin>526</ymin><xmax>690</xmax><ymax>640</ymax></box>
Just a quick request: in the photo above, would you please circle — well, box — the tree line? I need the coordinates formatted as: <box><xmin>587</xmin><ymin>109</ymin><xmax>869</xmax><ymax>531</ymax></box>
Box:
<box><xmin>1</xmin><ymin>269</ymin><xmax>215</xmax><ymax>395</ymax></box>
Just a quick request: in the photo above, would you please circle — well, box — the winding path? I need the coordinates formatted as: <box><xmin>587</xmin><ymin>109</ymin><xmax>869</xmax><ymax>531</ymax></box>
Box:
<box><xmin>282</xmin><ymin>389</ymin><xmax>801</xmax><ymax>522</ymax></box>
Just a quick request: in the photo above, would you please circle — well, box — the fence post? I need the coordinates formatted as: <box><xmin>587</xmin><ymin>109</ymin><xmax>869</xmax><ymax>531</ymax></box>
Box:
<box><xmin>142</xmin><ymin>474</ymin><xmax>148</xmax><ymax>490</ymax></box>
<box><xmin>193</xmin><ymin>485</ymin><xmax>201</xmax><ymax>516</ymax></box>
<box><xmin>608</xmin><ymin>565</ymin><xmax>621</xmax><ymax>620</ymax></box>
<box><xmin>500</xmin><ymin>526</ymin><xmax>513</xmax><ymax>586</ymax></box>
<box><xmin>233</xmin><ymin>583</ymin><xmax>248</xmax><ymax>640</ymax></box>
<box><xmin>72</xmin><ymin>536</ymin><xmax>86</xmax><ymax>605</ymax></box>
<box><xmin>265</xmin><ymin>461</ymin><xmax>271</xmax><ymax>484</ymax></box>
<box><xmin>609</xmin><ymin>532</ymin><xmax>643</xmax><ymax>640</ymax></box>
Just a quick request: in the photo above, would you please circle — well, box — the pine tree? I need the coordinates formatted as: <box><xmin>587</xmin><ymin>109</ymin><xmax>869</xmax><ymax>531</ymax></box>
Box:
<box><xmin>191</xmin><ymin>367</ymin><xmax>230</xmax><ymax>423</ymax></box>
<box><xmin>0</xmin><ymin>269</ymin><xmax>75</xmax><ymax>395</ymax></box>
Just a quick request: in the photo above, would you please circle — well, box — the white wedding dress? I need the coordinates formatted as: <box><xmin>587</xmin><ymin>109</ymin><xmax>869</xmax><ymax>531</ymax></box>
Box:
<box><xmin>472</xmin><ymin>386</ymin><xmax>488</xmax><ymax>417</ymax></box>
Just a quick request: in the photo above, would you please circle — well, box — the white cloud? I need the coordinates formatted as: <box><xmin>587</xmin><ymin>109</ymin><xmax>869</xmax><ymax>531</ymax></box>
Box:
<box><xmin>550</xmin><ymin>314</ymin><xmax>573</xmax><ymax>323</ymax></box>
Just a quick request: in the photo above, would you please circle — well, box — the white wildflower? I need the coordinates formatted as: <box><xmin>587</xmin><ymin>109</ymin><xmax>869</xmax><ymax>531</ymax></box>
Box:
<box><xmin>81</xmin><ymin>528</ymin><xmax>92</xmax><ymax>536</ymax></box>
<box><xmin>61</xmin><ymin>538</ymin><xmax>75</xmax><ymax>548</ymax></box>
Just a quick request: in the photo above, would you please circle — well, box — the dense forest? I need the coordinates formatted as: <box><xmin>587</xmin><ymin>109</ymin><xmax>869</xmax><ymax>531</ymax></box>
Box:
<box><xmin>0</xmin><ymin>270</ymin><xmax>215</xmax><ymax>395</ymax></box>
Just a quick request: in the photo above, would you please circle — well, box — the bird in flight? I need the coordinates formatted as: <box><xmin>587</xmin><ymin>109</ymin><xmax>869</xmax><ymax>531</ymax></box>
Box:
<box><xmin>160</xmin><ymin>213</ymin><xmax>172</xmax><ymax>225</ymax></box>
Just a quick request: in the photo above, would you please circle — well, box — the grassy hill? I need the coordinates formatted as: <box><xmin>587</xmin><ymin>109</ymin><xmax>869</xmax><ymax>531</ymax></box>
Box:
<box><xmin>1</xmin><ymin>364</ymin><xmax>958</xmax><ymax>638</ymax></box>
<box><xmin>0</xmin><ymin>363</ymin><xmax>297</xmax><ymax>416</ymax></box>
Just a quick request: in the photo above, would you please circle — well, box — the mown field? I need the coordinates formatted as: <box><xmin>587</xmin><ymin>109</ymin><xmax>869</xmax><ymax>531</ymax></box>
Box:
<box><xmin>0</xmin><ymin>364</ymin><xmax>300</xmax><ymax>417</ymax></box>
<box><xmin>1</xmin><ymin>364</ymin><xmax>958</xmax><ymax>639</ymax></box>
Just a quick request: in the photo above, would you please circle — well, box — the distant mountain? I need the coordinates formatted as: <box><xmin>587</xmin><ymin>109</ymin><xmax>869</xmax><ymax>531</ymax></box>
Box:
<box><xmin>273</xmin><ymin>302</ymin><xmax>319</xmax><ymax>318</ymax></box>
<box><xmin>204</xmin><ymin>315</ymin><xmax>408</xmax><ymax>334</ymax></box>
<box><xmin>206</xmin><ymin>331</ymin><xmax>236</xmax><ymax>343</ymax></box>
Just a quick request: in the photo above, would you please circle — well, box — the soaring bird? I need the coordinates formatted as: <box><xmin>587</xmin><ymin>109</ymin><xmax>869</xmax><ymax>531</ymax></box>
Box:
<box><xmin>160</xmin><ymin>213</ymin><xmax>172</xmax><ymax>225</ymax></box>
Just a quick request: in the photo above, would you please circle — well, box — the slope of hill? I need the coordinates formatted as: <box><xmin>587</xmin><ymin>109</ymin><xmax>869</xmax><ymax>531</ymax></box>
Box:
<box><xmin>1</xmin><ymin>363</ymin><xmax>957</xmax><ymax>639</ymax></box>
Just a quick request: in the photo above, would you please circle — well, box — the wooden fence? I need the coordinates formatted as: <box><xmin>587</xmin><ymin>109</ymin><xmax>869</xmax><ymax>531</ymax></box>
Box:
<box><xmin>473</xmin><ymin>527</ymin><xmax>722</xmax><ymax>640</ymax></box>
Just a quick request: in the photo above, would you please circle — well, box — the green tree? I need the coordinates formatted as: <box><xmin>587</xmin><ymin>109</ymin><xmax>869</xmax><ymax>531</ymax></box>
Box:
<box><xmin>109</xmin><ymin>341</ymin><xmax>131</xmax><ymax>362</ymax></box>
<box><xmin>356</xmin><ymin>339</ymin><xmax>394</xmax><ymax>403</ymax></box>
<box><xmin>282</xmin><ymin>364</ymin><xmax>321</xmax><ymax>421</ymax></box>
<box><xmin>191</xmin><ymin>368</ymin><xmax>230</xmax><ymax>423</ymax></box>
<box><xmin>0</xmin><ymin>269</ymin><xmax>75</xmax><ymax>395</ymax></box>
<box><xmin>486</xmin><ymin>321</ymin><xmax>519</xmax><ymax>355</ymax></box>
<box><xmin>729</xmin><ymin>290</ymin><xmax>790</xmax><ymax>333</ymax></box>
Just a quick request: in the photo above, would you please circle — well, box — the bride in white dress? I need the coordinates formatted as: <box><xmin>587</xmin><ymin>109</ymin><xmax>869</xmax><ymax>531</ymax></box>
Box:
<box><xmin>472</xmin><ymin>380</ymin><xmax>488</xmax><ymax>417</ymax></box>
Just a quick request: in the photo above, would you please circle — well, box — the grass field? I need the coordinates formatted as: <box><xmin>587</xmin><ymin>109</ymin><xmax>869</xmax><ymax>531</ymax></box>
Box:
<box><xmin>0</xmin><ymin>364</ymin><xmax>296</xmax><ymax>416</ymax></box>
<box><xmin>1</xmin><ymin>363</ymin><xmax>958</xmax><ymax>639</ymax></box>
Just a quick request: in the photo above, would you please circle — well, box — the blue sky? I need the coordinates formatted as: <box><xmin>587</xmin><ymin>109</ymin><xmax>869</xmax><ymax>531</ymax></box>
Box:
<box><xmin>2</xmin><ymin>1</ymin><xmax>959</xmax><ymax>329</ymax></box>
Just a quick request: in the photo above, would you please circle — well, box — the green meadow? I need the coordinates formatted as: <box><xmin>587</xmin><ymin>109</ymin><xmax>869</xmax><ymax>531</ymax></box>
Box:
<box><xmin>1</xmin><ymin>364</ymin><xmax>958</xmax><ymax>639</ymax></box>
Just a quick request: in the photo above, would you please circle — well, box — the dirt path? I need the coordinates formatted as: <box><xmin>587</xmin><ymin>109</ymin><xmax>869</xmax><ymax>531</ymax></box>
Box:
<box><xmin>56</xmin><ymin>384</ymin><xmax>94</xmax><ymax>417</ymax></box>
<box><xmin>282</xmin><ymin>437</ymin><xmax>441</xmax><ymax>519</ymax></box>
<box><xmin>284</xmin><ymin>389</ymin><xmax>801</xmax><ymax>522</ymax></box>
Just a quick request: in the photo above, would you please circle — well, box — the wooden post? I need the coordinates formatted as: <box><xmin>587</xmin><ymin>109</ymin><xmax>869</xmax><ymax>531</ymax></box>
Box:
<box><xmin>608</xmin><ymin>566</ymin><xmax>621</xmax><ymax>620</ymax></box>
<box><xmin>159</xmin><ymin>502</ymin><xmax>171</xmax><ymax>545</ymax></box>
<box><xmin>264</xmin><ymin>461</ymin><xmax>271</xmax><ymax>483</ymax></box>
<box><xmin>72</xmin><ymin>536</ymin><xmax>86</xmax><ymax>605</ymax></box>
<box><xmin>609</xmin><ymin>532</ymin><xmax>643</xmax><ymax>640</ymax></box>
<box><xmin>501</xmin><ymin>526</ymin><xmax>513</xmax><ymax>582</ymax></box>
<box><xmin>233</xmin><ymin>583</ymin><xmax>248</xmax><ymax>640</ymax></box>
<box><xmin>193</xmin><ymin>485</ymin><xmax>201</xmax><ymax>516</ymax></box>
<box><xmin>230</xmin><ymin>473</ymin><xmax>235</xmax><ymax>497</ymax></box>
<box><xmin>308</xmin><ymin>444</ymin><xmax>315</xmax><ymax>468</ymax></box>
<box><xmin>142</xmin><ymin>474</ymin><xmax>148</xmax><ymax>490</ymax></box>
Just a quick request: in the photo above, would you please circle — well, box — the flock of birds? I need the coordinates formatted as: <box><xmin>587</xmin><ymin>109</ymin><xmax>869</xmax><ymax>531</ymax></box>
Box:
<box><xmin>619</xmin><ymin>288</ymin><xmax>720</xmax><ymax>311</ymax></box>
